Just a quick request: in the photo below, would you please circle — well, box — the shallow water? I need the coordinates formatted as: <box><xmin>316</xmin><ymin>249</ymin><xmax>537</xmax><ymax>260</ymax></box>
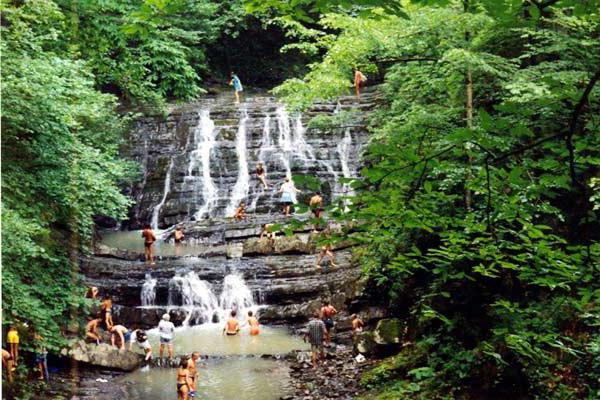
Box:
<box><xmin>99</xmin><ymin>230</ymin><xmax>208</xmax><ymax>256</ymax></box>
<box><xmin>118</xmin><ymin>357</ymin><xmax>290</xmax><ymax>400</ymax></box>
<box><xmin>146</xmin><ymin>323</ymin><xmax>308</xmax><ymax>356</ymax></box>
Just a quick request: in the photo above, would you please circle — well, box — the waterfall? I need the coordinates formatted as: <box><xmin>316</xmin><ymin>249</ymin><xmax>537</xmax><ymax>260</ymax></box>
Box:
<box><xmin>218</xmin><ymin>274</ymin><xmax>255</xmax><ymax>313</ymax></box>
<box><xmin>259</xmin><ymin>115</ymin><xmax>273</xmax><ymax>158</ymax></box>
<box><xmin>187</xmin><ymin>110</ymin><xmax>219</xmax><ymax>220</ymax></box>
<box><xmin>151</xmin><ymin>158</ymin><xmax>174</xmax><ymax>230</ymax></box>
<box><xmin>141</xmin><ymin>274</ymin><xmax>157</xmax><ymax>306</ymax></box>
<box><xmin>225</xmin><ymin>110</ymin><xmax>250</xmax><ymax>216</ymax></box>
<box><xmin>337</xmin><ymin>129</ymin><xmax>354</xmax><ymax>196</ymax></box>
<box><xmin>168</xmin><ymin>271</ymin><xmax>220</xmax><ymax>325</ymax></box>
<box><xmin>293</xmin><ymin>115</ymin><xmax>315</xmax><ymax>161</ymax></box>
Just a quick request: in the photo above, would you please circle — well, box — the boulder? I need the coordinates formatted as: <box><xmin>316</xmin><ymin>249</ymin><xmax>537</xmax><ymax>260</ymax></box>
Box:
<box><xmin>63</xmin><ymin>340</ymin><xmax>142</xmax><ymax>371</ymax></box>
<box><xmin>94</xmin><ymin>244</ymin><xmax>142</xmax><ymax>261</ymax></box>
<box><xmin>243</xmin><ymin>234</ymin><xmax>314</xmax><ymax>255</ymax></box>
<box><xmin>354</xmin><ymin>331</ymin><xmax>376</xmax><ymax>355</ymax></box>
<box><xmin>373</xmin><ymin>318</ymin><xmax>402</xmax><ymax>345</ymax></box>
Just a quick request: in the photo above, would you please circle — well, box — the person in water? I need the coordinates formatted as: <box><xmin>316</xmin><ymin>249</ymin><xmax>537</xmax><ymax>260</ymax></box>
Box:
<box><xmin>33</xmin><ymin>332</ymin><xmax>49</xmax><ymax>381</ymax></box>
<box><xmin>351</xmin><ymin>314</ymin><xmax>364</xmax><ymax>335</ymax></box>
<box><xmin>2</xmin><ymin>349</ymin><xmax>14</xmax><ymax>382</ymax></box>
<box><xmin>304</xmin><ymin>311</ymin><xmax>327</xmax><ymax>369</ymax></box>
<box><xmin>320</xmin><ymin>300</ymin><xmax>337</xmax><ymax>346</ymax></box>
<box><xmin>223</xmin><ymin>310</ymin><xmax>240</xmax><ymax>335</ymax></box>
<box><xmin>176</xmin><ymin>357</ymin><xmax>194</xmax><ymax>400</ymax></box>
<box><xmin>6</xmin><ymin>325</ymin><xmax>19</xmax><ymax>367</ymax></box>
<box><xmin>233</xmin><ymin>202</ymin><xmax>247</xmax><ymax>220</ymax></box>
<box><xmin>187</xmin><ymin>351</ymin><xmax>201</xmax><ymax>398</ymax></box>
<box><xmin>309</xmin><ymin>191</ymin><xmax>324</xmax><ymax>232</ymax></box>
<box><xmin>158</xmin><ymin>313</ymin><xmax>175</xmax><ymax>361</ymax></box>
<box><xmin>279</xmin><ymin>177</ymin><xmax>301</xmax><ymax>216</ymax></box>
<box><xmin>354</xmin><ymin>68</ymin><xmax>367</xmax><ymax>98</ymax></box>
<box><xmin>255</xmin><ymin>162</ymin><xmax>268</xmax><ymax>189</ymax></box>
<box><xmin>85</xmin><ymin>317</ymin><xmax>102</xmax><ymax>344</ymax></box>
<box><xmin>174</xmin><ymin>227</ymin><xmax>185</xmax><ymax>244</ymax></box>
<box><xmin>141</xmin><ymin>224</ymin><xmax>157</xmax><ymax>265</ymax></box>
<box><xmin>229</xmin><ymin>72</ymin><xmax>243</xmax><ymax>104</ymax></box>
<box><xmin>133</xmin><ymin>329</ymin><xmax>152</xmax><ymax>360</ymax></box>
<box><xmin>110</xmin><ymin>324</ymin><xmax>131</xmax><ymax>350</ymax></box>
<box><xmin>247</xmin><ymin>311</ymin><xmax>260</xmax><ymax>336</ymax></box>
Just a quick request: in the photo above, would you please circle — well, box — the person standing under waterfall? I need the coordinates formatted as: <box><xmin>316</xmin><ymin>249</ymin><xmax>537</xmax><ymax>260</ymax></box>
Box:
<box><xmin>187</xmin><ymin>351</ymin><xmax>201</xmax><ymax>398</ymax></box>
<box><xmin>320</xmin><ymin>301</ymin><xmax>337</xmax><ymax>346</ymax></box>
<box><xmin>309</xmin><ymin>192</ymin><xmax>324</xmax><ymax>232</ymax></box>
<box><xmin>255</xmin><ymin>162</ymin><xmax>268</xmax><ymax>189</ymax></box>
<box><xmin>354</xmin><ymin>68</ymin><xmax>367</xmax><ymax>98</ymax></box>
<box><xmin>229</xmin><ymin>72</ymin><xmax>243</xmax><ymax>104</ymax></box>
<box><xmin>158</xmin><ymin>313</ymin><xmax>175</xmax><ymax>362</ymax></box>
<box><xmin>142</xmin><ymin>224</ymin><xmax>157</xmax><ymax>266</ymax></box>
<box><xmin>279</xmin><ymin>177</ymin><xmax>301</xmax><ymax>216</ymax></box>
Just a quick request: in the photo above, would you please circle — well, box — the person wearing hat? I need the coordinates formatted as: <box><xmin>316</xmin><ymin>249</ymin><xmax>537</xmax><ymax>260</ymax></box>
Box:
<box><xmin>158</xmin><ymin>313</ymin><xmax>175</xmax><ymax>361</ymax></box>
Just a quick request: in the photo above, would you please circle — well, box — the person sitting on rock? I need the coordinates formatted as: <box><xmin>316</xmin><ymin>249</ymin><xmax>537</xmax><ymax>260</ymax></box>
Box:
<box><xmin>85</xmin><ymin>317</ymin><xmax>102</xmax><ymax>345</ymax></box>
<box><xmin>110</xmin><ymin>324</ymin><xmax>131</xmax><ymax>350</ymax></box>
<box><xmin>233</xmin><ymin>202</ymin><xmax>247</xmax><ymax>220</ymax></box>
<box><xmin>259</xmin><ymin>223</ymin><xmax>276</xmax><ymax>248</ymax></box>
<box><xmin>315</xmin><ymin>243</ymin><xmax>338</xmax><ymax>270</ymax></box>
<box><xmin>187</xmin><ymin>352</ymin><xmax>201</xmax><ymax>398</ymax></box>
<box><xmin>223</xmin><ymin>310</ymin><xmax>240</xmax><ymax>336</ymax></box>
<box><xmin>351</xmin><ymin>314</ymin><xmax>364</xmax><ymax>335</ymax></box>
<box><xmin>320</xmin><ymin>301</ymin><xmax>337</xmax><ymax>346</ymax></box>
<box><xmin>255</xmin><ymin>162</ymin><xmax>268</xmax><ymax>189</ymax></box>
<box><xmin>304</xmin><ymin>311</ymin><xmax>326</xmax><ymax>369</ymax></box>
<box><xmin>133</xmin><ymin>329</ymin><xmax>152</xmax><ymax>360</ymax></box>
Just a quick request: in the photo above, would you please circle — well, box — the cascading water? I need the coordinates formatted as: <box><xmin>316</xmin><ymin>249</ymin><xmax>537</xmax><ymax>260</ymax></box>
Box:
<box><xmin>151</xmin><ymin>157</ymin><xmax>175</xmax><ymax>230</ymax></box>
<box><xmin>141</xmin><ymin>274</ymin><xmax>157</xmax><ymax>306</ymax></box>
<box><xmin>337</xmin><ymin>128</ymin><xmax>354</xmax><ymax>196</ymax></box>
<box><xmin>225</xmin><ymin>110</ymin><xmax>250</xmax><ymax>216</ymax></box>
<box><xmin>218</xmin><ymin>274</ymin><xmax>255</xmax><ymax>313</ymax></box>
<box><xmin>186</xmin><ymin>110</ymin><xmax>219</xmax><ymax>220</ymax></box>
<box><xmin>293</xmin><ymin>115</ymin><xmax>316</xmax><ymax>161</ymax></box>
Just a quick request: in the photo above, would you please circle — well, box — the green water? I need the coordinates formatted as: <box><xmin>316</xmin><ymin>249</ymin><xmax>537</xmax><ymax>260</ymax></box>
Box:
<box><xmin>100</xmin><ymin>230</ymin><xmax>207</xmax><ymax>256</ymax></box>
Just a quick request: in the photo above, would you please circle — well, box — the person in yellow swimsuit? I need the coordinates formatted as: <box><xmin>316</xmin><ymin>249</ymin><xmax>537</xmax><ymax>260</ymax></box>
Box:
<box><xmin>6</xmin><ymin>325</ymin><xmax>19</xmax><ymax>366</ymax></box>
<box><xmin>247</xmin><ymin>311</ymin><xmax>260</xmax><ymax>336</ymax></box>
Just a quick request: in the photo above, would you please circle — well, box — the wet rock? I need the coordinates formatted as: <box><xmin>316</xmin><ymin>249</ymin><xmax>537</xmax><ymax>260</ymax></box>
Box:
<box><xmin>226</xmin><ymin>242</ymin><xmax>244</xmax><ymax>258</ymax></box>
<box><xmin>373</xmin><ymin>318</ymin><xmax>402</xmax><ymax>345</ymax></box>
<box><xmin>63</xmin><ymin>340</ymin><xmax>143</xmax><ymax>371</ymax></box>
<box><xmin>243</xmin><ymin>234</ymin><xmax>314</xmax><ymax>255</ymax></box>
<box><xmin>354</xmin><ymin>331</ymin><xmax>376</xmax><ymax>355</ymax></box>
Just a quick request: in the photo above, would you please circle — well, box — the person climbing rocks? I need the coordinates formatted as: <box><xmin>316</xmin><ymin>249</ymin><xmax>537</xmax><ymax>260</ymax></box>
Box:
<box><xmin>279</xmin><ymin>177</ymin><xmax>301</xmax><ymax>216</ymax></box>
<box><xmin>33</xmin><ymin>331</ymin><xmax>49</xmax><ymax>381</ymax></box>
<box><xmin>110</xmin><ymin>324</ymin><xmax>130</xmax><ymax>350</ymax></box>
<box><xmin>133</xmin><ymin>329</ymin><xmax>152</xmax><ymax>360</ymax></box>
<box><xmin>260</xmin><ymin>223</ymin><xmax>277</xmax><ymax>249</ymax></box>
<box><xmin>2</xmin><ymin>349</ymin><xmax>14</xmax><ymax>382</ymax></box>
<box><xmin>316</xmin><ymin>243</ymin><xmax>338</xmax><ymax>270</ymax></box>
<box><xmin>223</xmin><ymin>310</ymin><xmax>240</xmax><ymax>336</ymax></box>
<box><xmin>255</xmin><ymin>162</ymin><xmax>268</xmax><ymax>189</ymax></box>
<box><xmin>354</xmin><ymin>68</ymin><xmax>367</xmax><ymax>98</ymax></box>
<box><xmin>187</xmin><ymin>351</ymin><xmax>201</xmax><ymax>398</ymax></box>
<box><xmin>176</xmin><ymin>357</ymin><xmax>194</xmax><ymax>400</ymax></box>
<box><xmin>229</xmin><ymin>72</ymin><xmax>243</xmax><ymax>104</ymax></box>
<box><xmin>304</xmin><ymin>311</ymin><xmax>326</xmax><ymax>369</ymax></box>
<box><xmin>85</xmin><ymin>317</ymin><xmax>102</xmax><ymax>344</ymax></box>
<box><xmin>351</xmin><ymin>314</ymin><xmax>364</xmax><ymax>335</ymax></box>
<box><xmin>86</xmin><ymin>286</ymin><xmax>99</xmax><ymax>299</ymax></box>
<box><xmin>101</xmin><ymin>295</ymin><xmax>114</xmax><ymax>330</ymax></box>
<box><xmin>247</xmin><ymin>310</ymin><xmax>260</xmax><ymax>336</ymax></box>
<box><xmin>158</xmin><ymin>313</ymin><xmax>175</xmax><ymax>362</ymax></box>
<box><xmin>6</xmin><ymin>325</ymin><xmax>19</xmax><ymax>367</ymax></box>
<box><xmin>320</xmin><ymin>301</ymin><xmax>337</xmax><ymax>346</ymax></box>
<box><xmin>142</xmin><ymin>224</ymin><xmax>157</xmax><ymax>265</ymax></box>
<box><xmin>233</xmin><ymin>202</ymin><xmax>247</xmax><ymax>220</ymax></box>
<box><xmin>309</xmin><ymin>191</ymin><xmax>324</xmax><ymax>232</ymax></box>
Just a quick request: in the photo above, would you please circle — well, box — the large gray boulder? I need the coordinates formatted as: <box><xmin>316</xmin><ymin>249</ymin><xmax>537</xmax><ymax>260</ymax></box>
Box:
<box><xmin>62</xmin><ymin>340</ymin><xmax>143</xmax><ymax>371</ymax></box>
<box><xmin>243</xmin><ymin>234</ymin><xmax>314</xmax><ymax>255</ymax></box>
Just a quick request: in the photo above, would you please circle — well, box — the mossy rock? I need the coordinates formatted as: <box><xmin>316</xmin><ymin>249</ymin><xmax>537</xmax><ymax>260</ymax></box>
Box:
<box><xmin>355</xmin><ymin>331</ymin><xmax>377</xmax><ymax>355</ymax></box>
<box><xmin>373</xmin><ymin>318</ymin><xmax>402</xmax><ymax>345</ymax></box>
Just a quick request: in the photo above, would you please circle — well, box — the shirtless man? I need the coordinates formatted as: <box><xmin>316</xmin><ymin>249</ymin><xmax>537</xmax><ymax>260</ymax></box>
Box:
<box><xmin>233</xmin><ymin>202</ymin><xmax>247</xmax><ymax>221</ymax></box>
<box><xmin>351</xmin><ymin>314</ymin><xmax>364</xmax><ymax>335</ymax></box>
<box><xmin>187</xmin><ymin>351</ymin><xmax>201</xmax><ymax>398</ymax></box>
<box><xmin>2</xmin><ymin>349</ymin><xmax>14</xmax><ymax>382</ymax></box>
<box><xmin>86</xmin><ymin>317</ymin><xmax>102</xmax><ymax>344</ymax></box>
<box><xmin>223</xmin><ymin>310</ymin><xmax>240</xmax><ymax>336</ymax></box>
<box><xmin>110</xmin><ymin>324</ymin><xmax>130</xmax><ymax>350</ymax></box>
<box><xmin>141</xmin><ymin>224</ymin><xmax>157</xmax><ymax>265</ymax></box>
<box><xmin>309</xmin><ymin>192</ymin><xmax>324</xmax><ymax>232</ymax></box>
<box><xmin>174</xmin><ymin>227</ymin><xmax>185</xmax><ymax>256</ymax></box>
<box><xmin>320</xmin><ymin>301</ymin><xmax>337</xmax><ymax>345</ymax></box>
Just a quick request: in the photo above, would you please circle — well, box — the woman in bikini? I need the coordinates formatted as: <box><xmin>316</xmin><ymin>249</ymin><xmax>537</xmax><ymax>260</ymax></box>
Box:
<box><xmin>247</xmin><ymin>310</ymin><xmax>260</xmax><ymax>336</ymax></box>
<box><xmin>176</xmin><ymin>357</ymin><xmax>193</xmax><ymax>400</ymax></box>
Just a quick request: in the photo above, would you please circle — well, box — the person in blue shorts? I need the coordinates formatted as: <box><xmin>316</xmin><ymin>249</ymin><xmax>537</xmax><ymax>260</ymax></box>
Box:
<box><xmin>229</xmin><ymin>72</ymin><xmax>243</xmax><ymax>103</ymax></box>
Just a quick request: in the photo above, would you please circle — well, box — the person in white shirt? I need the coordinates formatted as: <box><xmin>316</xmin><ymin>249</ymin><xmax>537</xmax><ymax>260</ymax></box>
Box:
<box><xmin>279</xmin><ymin>177</ymin><xmax>302</xmax><ymax>216</ymax></box>
<box><xmin>158</xmin><ymin>313</ymin><xmax>175</xmax><ymax>361</ymax></box>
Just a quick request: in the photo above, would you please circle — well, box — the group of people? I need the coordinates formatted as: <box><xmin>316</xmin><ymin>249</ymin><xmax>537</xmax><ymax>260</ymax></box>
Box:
<box><xmin>2</xmin><ymin>325</ymin><xmax>50</xmax><ymax>383</ymax></box>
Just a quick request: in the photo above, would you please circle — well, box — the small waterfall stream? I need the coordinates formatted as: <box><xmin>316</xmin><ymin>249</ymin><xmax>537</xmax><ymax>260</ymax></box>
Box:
<box><xmin>141</xmin><ymin>274</ymin><xmax>157</xmax><ymax>306</ymax></box>
<box><xmin>226</xmin><ymin>110</ymin><xmax>250</xmax><ymax>216</ymax></box>
<box><xmin>151</xmin><ymin>157</ymin><xmax>174</xmax><ymax>230</ymax></box>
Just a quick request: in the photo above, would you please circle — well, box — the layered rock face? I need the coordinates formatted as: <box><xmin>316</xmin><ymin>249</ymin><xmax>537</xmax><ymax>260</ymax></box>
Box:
<box><xmin>124</xmin><ymin>90</ymin><xmax>377</xmax><ymax>229</ymax></box>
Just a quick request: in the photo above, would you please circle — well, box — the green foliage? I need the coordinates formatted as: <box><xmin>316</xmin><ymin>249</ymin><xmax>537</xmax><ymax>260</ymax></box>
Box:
<box><xmin>1</xmin><ymin>0</ymin><xmax>134</xmax><ymax>353</ymax></box>
<box><xmin>273</xmin><ymin>1</ymin><xmax>600</xmax><ymax>398</ymax></box>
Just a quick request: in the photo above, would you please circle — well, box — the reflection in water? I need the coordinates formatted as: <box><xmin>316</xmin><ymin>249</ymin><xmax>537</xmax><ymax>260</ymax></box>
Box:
<box><xmin>145</xmin><ymin>324</ymin><xmax>308</xmax><ymax>356</ymax></box>
<box><xmin>99</xmin><ymin>230</ymin><xmax>207</xmax><ymax>257</ymax></box>
<box><xmin>119</xmin><ymin>358</ymin><xmax>290</xmax><ymax>400</ymax></box>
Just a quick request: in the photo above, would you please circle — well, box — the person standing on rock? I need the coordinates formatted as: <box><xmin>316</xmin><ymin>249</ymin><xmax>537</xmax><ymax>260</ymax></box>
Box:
<box><xmin>187</xmin><ymin>351</ymin><xmax>201</xmax><ymax>397</ymax></box>
<box><xmin>309</xmin><ymin>191</ymin><xmax>324</xmax><ymax>232</ymax></box>
<box><xmin>351</xmin><ymin>314</ymin><xmax>364</xmax><ymax>335</ymax></box>
<box><xmin>354</xmin><ymin>68</ymin><xmax>367</xmax><ymax>98</ymax></box>
<box><xmin>255</xmin><ymin>162</ymin><xmax>268</xmax><ymax>189</ymax></box>
<box><xmin>100</xmin><ymin>295</ymin><xmax>114</xmax><ymax>330</ymax></box>
<box><xmin>33</xmin><ymin>332</ymin><xmax>49</xmax><ymax>381</ymax></box>
<box><xmin>85</xmin><ymin>317</ymin><xmax>102</xmax><ymax>345</ymax></box>
<box><xmin>142</xmin><ymin>224</ymin><xmax>157</xmax><ymax>266</ymax></box>
<box><xmin>176</xmin><ymin>357</ymin><xmax>193</xmax><ymax>400</ymax></box>
<box><xmin>320</xmin><ymin>301</ymin><xmax>337</xmax><ymax>346</ymax></box>
<box><xmin>279</xmin><ymin>177</ymin><xmax>301</xmax><ymax>216</ymax></box>
<box><xmin>304</xmin><ymin>311</ymin><xmax>326</xmax><ymax>369</ymax></box>
<box><xmin>173</xmin><ymin>227</ymin><xmax>185</xmax><ymax>256</ymax></box>
<box><xmin>158</xmin><ymin>313</ymin><xmax>175</xmax><ymax>362</ymax></box>
<box><xmin>229</xmin><ymin>72</ymin><xmax>243</xmax><ymax>104</ymax></box>
<box><xmin>6</xmin><ymin>325</ymin><xmax>19</xmax><ymax>367</ymax></box>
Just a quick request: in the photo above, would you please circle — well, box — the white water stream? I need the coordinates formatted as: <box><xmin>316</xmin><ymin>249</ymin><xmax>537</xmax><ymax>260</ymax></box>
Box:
<box><xmin>150</xmin><ymin>158</ymin><xmax>174</xmax><ymax>230</ymax></box>
<box><xmin>226</xmin><ymin>110</ymin><xmax>250</xmax><ymax>216</ymax></box>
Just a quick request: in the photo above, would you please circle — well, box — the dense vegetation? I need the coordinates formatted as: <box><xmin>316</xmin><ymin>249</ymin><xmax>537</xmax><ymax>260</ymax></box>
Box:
<box><xmin>261</xmin><ymin>0</ymin><xmax>600</xmax><ymax>398</ymax></box>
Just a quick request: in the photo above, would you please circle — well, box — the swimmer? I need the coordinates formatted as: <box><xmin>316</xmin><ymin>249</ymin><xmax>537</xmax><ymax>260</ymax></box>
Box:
<box><xmin>247</xmin><ymin>311</ymin><xmax>260</xmax><ymax>336</ymax></box>
<box><xmin>223</xmin><ymin>310</ymin><xmax>240</xmax><ymax>336</ymax></box>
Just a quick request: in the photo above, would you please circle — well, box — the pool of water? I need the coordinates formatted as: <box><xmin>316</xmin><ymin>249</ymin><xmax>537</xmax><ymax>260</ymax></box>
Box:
<box><xmin>117</xmin><ymin>357</ymin><xmax>290</xmax><ymax>400</ymax></box>
<box><xmin>99</xmin><ymin>230</ymin><xmax>207</xmax><ymax>256</ymax></box>
<box><xmin>145</xmin><ymin>323</ymin><xmax>308</xmax><ymax>356</ymax></box>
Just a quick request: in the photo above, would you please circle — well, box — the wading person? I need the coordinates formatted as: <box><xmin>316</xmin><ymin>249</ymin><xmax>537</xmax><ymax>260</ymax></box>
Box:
<box><xmin>233</xmin><ymin>202</ymin><xmax>247</xmax><ymax>220</ymax></box>
<box><xmin>176</xmin><ymin>357</ymin><xmax>193</xmax><ymax>400</ymax></box>
<box><xmin>247</xmin><ymin>311</ymin><xmax>260</xmax><ymax>336</ymax></box>
<box><xmin>229</xmin><ymin>72</ymin><xmax>243</xmax><ymax>104</ymax></box>
<box><xmin>158</xmin><ymin>313</ymin><xmax>175</xmax><ymax>362</ymax></box>
<box><xmin>134</xmin><ymin>329</ymin><xmax>152</xmax><ymax>360</ymax></box>
<box><xmin>279</xmin><ymin>177</ymin><xmax>301</xmax><ymax>216</ymax></box>
<box><xmin>187</xmin><ymin>351</ymin><xmax>201</xmax><ymax>398</ymax></box>
<box><xmin>141</xmin><ymin>224</ymin><xmax>157</xmax><ymax>265</ymax></box>
<box><xmin>354</xmin><ymin>68</ymin><xmax>367</xmax><ymax>98</ymax></box>
<box><xmin>34</xmin><ymin>332</ymin><xmax>49</xmax><ymax>381</ymax></box>
<box><xmin>174</xmin><ymin>227</ymin><xmax>185</xmax><ymax>256</ymax></box>
<box><xmin>304</xmin><ymin>311</ymin><xmax>326</xmax><ymax>369</ymax></box>
<box><xmin>2</xmin><ymin>349</ymin><xmax>14</xmax><ymax>382</ymax></box>
<box><xmin>255</xmin><ymin>162</ymin><xmax>268</xmax><ymax>189</ymax></box>
<box><xmin>110</xmin><ymin>324</ymin><xmax>131</xmax><ymax>350</ymax></box>
<box><xmin>6</xmin><ymin>325</ymin><xmax>19</xmax><ymax>366</ymax></box>
<box><xmin>85</xmin><ymin>317</ymin><xmax>102</xmax><ymax>344</ymax></box>
<box><xmin>309</xmin><ymin>191</ymin><xmax>324</xmax><ymax>232</ymax></box>
<box><xmin>320</xmin><ymin>301</ymin><xmax>337</xmax><ymax>346</ymax></box>
<box><xmin>223</xmin><ymin>310</ymin><xmax>240</xmax><ymax>336</ymax></box>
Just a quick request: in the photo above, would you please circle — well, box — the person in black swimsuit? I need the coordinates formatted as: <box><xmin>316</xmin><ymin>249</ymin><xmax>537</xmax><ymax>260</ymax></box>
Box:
<box><xmin>256</xmin><ymin>162</ymin><xmax>268</xmax><ymax>189</ymax></box>
<box><xmin>176</xmin><ymin>357</ymin><xmax>193</xmax><ymax>400</ymax></box>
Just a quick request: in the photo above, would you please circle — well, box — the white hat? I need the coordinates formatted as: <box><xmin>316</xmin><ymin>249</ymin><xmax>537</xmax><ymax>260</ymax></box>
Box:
<box><xmin>162</xmin><ymin>313</ymin><xmax>170</xmax><ymax>321</ymax></box>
